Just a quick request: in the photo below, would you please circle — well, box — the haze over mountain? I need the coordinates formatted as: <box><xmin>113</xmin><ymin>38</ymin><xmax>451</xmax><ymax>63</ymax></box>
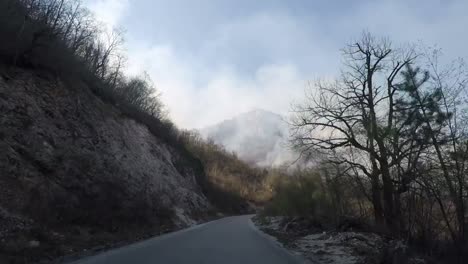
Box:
<box><xmin>200</xmin><ymin>109</ymin><xmax>296</xmax><ymax>167</ymax></box>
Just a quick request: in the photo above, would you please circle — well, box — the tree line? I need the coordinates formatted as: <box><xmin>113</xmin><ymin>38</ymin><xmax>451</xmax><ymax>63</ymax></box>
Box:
<box><xmin>0</xmin><ymin>0</ymin><xmax>169</xmax><ymax>135</ymax></box>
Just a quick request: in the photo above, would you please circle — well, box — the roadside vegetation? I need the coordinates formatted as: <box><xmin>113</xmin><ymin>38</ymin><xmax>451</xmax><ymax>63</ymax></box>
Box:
<box><xmin>180</xmin><ymin>130</ymin><xmax>276</xmax><ymax>213</ymax></box>
<box><xmin>261</xmin><ymin>33</ymin><xmax>468</xmax><ymax>263</ymax></box>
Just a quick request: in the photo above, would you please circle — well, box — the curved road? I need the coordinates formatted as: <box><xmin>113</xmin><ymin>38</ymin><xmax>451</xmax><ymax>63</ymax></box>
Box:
<box><xmin>70</xmin><ymin>215</ymin><xmax>305</xmax><ymax>264</ymax></box>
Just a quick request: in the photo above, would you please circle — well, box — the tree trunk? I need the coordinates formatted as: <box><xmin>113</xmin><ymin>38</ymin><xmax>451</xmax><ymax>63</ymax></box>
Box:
<box><xmin>371</xmin><ymin>173</ymin><xmax>384</xmax><ymax>228</ymax></box>
<box><xmin>380</xmin><ymin>161</ymin><xmax>397</xmax><ymax>234</ymax></box>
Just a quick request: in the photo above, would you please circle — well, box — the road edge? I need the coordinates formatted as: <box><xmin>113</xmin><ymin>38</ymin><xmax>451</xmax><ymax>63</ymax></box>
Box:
<box><xmin>247</xmin><ymin>215</ymin><xmax>313</xmax><ymax>264</ymax></box>
<box><xmin>63</xmin><ymin>217</ymin><xmax>222</xmax><ymax>263</ymax></box>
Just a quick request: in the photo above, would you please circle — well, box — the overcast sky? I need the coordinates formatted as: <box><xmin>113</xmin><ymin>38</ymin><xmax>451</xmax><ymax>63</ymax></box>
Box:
<box><xmin>85</xmin><ymin>0</ymin><xmax>468</xmax><ymax>129</ymax></box>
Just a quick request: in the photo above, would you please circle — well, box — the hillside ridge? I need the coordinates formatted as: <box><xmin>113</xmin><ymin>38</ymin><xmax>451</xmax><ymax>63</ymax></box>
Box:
<box><xmin>0</xmin><ymin>66</ymin><xmax>215</xmax><ymax>262</ymax></box>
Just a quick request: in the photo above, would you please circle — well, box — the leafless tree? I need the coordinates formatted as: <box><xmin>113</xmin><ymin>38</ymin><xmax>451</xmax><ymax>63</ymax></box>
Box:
<box><xmin>291</xmin><ymin>32</ymin><xmax>433</xmax><ymax>234</ymax></box>
<box><xmin>292</xmin><ymin>33</ymin><xmax>468</xmax><ymax>252</ymax></box>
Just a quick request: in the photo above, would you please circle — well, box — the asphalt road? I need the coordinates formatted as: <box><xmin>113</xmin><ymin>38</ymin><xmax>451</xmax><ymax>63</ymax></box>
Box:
<box><xmin>69</xmin><ymin>215</ymin><xmax>305</xmax><ymax>264</ymax></box>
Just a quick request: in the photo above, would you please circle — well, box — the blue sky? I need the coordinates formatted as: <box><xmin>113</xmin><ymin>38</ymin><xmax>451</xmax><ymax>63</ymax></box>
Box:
<box><xmin>86</xmin><ymin>0</ymin><xmax>468</xmax><ymax>128</ymax></box>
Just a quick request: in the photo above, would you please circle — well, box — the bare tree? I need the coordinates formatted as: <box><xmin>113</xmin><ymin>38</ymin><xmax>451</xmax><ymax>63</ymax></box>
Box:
<box><xmin>417</xmin><ymin>48</ymin><xmax>468</xmax><ymax>243</ymax></box>
<box><xmin>292</xmin><ymin>33</ymin><xmax>468</xmax><ymax>252</ymax></box>
<box><xmin>291</xmin><ymin>32</ymin><xmax>424</xmax><ymax>233</ymax></box>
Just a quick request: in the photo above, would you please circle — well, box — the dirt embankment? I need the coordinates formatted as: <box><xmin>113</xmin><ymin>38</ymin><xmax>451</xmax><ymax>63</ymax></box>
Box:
<box><xmin>0</xmin><ymin>66</ymin><xmax>214</xmax><ymax>263</ymax></box>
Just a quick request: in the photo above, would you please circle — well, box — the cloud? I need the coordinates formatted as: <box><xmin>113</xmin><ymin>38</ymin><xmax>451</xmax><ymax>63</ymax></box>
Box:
<box><xmin>126</xmin><ymin>43</ymin><xmax>307</xmax><ymax>129</ymax></box>
<box><xmin>330</xmin><ymin>0</ymin><xmax>468</xmax><ymax>60</ymax></box>
<box><xmin>121</xmin><ymin>10</ymin><xmax>337</xmax><ymax>128</ymax></box>
<box><xmin>85</xmin><ymin>0</ymin><xmax>129</xmax><ymax>29</ymax></box>
<box><xmin>123</xmin><ymin>11</ymin><xmax>339</xmax><ymax>129</ymax></box>
<box><xmin>85</xmin><ymin>0</ymin><xmax>468</xmax><ymax>130</ymax></box>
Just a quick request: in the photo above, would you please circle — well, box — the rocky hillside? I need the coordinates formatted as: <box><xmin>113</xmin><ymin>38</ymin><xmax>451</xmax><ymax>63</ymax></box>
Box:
<box><xmin>0</xmin><ymin>66</ymin><xmax>213</xmax><ymax>262</ymax></box>
<box><xmin>200</xmin><ymin>109</ymin><xmax>295</xmax><ymax>167</ymax></box>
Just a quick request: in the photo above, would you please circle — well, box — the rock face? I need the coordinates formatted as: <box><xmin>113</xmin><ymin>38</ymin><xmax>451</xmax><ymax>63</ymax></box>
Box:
<box><xmin>0</xmin><ymin>67</ymin><xmax>213</xmax><ymax>261</ymax></box>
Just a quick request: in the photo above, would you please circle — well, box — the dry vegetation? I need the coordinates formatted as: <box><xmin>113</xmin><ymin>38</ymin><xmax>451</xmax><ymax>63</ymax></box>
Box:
<box><xmin>0</xmin><ymin>0</ymin><xmax>175</xmax><ymax>142</ymax></box>
<box><xmin>261</xmin><ymin>33</ymin><xmax>468</xmax><ymax>263</ymax></box>
<box><xmin>180</xmin><ymin>130</ymin><xmax>276</xmax><ymax>213</ymax></box>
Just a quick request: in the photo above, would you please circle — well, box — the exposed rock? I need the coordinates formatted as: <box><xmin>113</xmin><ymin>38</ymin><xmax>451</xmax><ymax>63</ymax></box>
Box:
<box><xmin>294</xmin><ymin>232</ymin><xmax>385</xmax><ymax>264</ymax></box>
<box><xmin>0</xmin><ymin>66</ymin><xmax>214</xmax><ymax>262</ymax></box>
<box><xmin>0</xmin><ymin>206</ymin><xmax>33</xmax><ymax>238</ymax></box>
<box><xmin>253</xmin><ymin>216</ymin><xmax>430</xmax><ymax>264</ymax></box>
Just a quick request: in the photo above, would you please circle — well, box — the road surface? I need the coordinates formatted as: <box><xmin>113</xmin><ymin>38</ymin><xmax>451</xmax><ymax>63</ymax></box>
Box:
<box><xmin>69</xmin><ymin>215</ymin><xmax>305</xmax><ymax>264</ymax></box>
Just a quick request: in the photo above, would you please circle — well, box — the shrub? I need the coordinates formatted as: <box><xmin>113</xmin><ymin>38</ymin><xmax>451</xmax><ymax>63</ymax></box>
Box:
<box><xmin>264</xmin><ymin>171</ymin><xmax>332</xmax><ymax>218</ymax></box>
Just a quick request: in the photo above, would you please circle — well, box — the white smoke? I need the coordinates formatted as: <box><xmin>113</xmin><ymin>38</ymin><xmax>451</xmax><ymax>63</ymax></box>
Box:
<box><xmin>200</xmin><ymin>109</ymin><xmax>299</xmax><ymax>167</ymax></box>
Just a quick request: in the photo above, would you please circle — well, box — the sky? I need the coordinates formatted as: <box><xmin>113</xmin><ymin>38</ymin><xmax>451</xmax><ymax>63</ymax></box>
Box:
<box><xmin>85</xmin><ymin>0</ymin><xmax>468</xmax><ymax>129</ymax></box>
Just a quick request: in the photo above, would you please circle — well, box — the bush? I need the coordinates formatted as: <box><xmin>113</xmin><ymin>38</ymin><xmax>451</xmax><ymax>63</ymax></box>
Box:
<box><xmin>264</xmin><ymin>171</ymin><xmax>332</xmax><ymax>218</ymax></box>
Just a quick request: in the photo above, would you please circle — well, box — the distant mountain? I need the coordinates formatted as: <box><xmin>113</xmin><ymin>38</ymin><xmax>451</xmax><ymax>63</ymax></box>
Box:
<box><xmin>200</xmin><ymin>109</ymin><xmax>296</xmax><ymax>167</ymax></box>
